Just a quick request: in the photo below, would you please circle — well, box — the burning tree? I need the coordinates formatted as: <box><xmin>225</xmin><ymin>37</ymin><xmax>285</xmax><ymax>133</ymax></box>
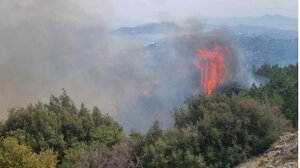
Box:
<box><xmin>194</xmin><ymin>43</ymin><xmax>232</xmax><ymax>95</ymax></box>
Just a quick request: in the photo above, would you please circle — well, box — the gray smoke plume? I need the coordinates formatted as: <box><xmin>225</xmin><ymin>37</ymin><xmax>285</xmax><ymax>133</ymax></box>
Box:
<box><xmin>0</xmin><ymin>1</ymin><xmax>255</xmax><ymax>132</ymax></box>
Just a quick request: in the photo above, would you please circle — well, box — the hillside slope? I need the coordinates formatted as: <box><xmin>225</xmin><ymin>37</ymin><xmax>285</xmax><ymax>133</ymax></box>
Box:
<box><xmin>238</xmin><ymin>132</ymin><xmax>298</xmax><ymax>168</ymax></box>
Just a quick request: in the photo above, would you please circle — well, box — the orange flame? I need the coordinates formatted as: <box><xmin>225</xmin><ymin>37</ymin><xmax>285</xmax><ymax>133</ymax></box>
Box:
<box><xmin>194</xmin><ymin>44</ymin><xmax>231</xmax><ymax>95</ymax></box>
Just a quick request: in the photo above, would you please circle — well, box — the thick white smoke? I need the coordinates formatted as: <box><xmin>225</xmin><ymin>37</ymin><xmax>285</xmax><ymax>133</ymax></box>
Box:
<box><xmin>0</xmin><ymin>1</ymin><xmax>254</xmax><ymax>132</ymax></box>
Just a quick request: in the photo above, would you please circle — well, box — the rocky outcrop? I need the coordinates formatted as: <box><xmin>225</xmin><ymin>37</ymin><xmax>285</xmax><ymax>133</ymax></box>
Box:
<box><xmin>238</xmin><ymin>132</ymin><xmax>298</xmax><ymax>168</ymax></box>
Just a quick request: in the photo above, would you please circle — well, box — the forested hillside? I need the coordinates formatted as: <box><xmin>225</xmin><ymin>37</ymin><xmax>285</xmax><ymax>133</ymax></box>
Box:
<box><xmin>248</xmin><ymin>64</ymin><xmax>298</xmax><ymax>127</ymax></box>
<box><xmin>0</xmin><ymin>64</ymin><xmax>297</xmax><ymax>168</ymax></box>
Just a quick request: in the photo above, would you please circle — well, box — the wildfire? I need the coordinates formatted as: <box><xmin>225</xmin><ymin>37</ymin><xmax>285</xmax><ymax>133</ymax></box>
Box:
<box><xmin>194</xmin><ymin>43</ymin><xmax>231</xmax><ymax>95</ymax></box>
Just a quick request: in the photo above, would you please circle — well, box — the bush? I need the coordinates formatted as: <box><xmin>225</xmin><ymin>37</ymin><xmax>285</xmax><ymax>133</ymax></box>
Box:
<box><xmin>62</xmin><ymin>141</ymin><xmax>134</xmax><ymax>168</ymax></box>
<box><xmin>139</xmin><ymin>93</ymin><xmax>292</xmax><ymax>168</ymax></box>
<box><xmin>0</xmin><ymin>91</ymin><xmax>124</xmax><ymax>165</ymax></box>
<box><xmin>249</xmin><ymin>64</ymin><xmax>298</xmax><ymax>127</ymax></box>
<box><xmin>0</xmin><ymin>137</ymin><xmax>57</xmax><ymax>168</ymax></box>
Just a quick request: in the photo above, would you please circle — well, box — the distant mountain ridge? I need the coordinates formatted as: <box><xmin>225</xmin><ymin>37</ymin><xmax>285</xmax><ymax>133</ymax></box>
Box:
<box><xmin>113</xmin><ymin>22</ymin><xmax>180</xmax><ymax>35</ymax></box>
<box><xmin>112</xmin><ymin>15</ymin><xmax>298</xmax><ymax>67</ymax></box>
<box><xmin>202</xmin><ymin>15</ymin><xmax>297</xmax><ymax>30</ymax></box>
<box><xmin>112</xmin><ymin>15</ymin><xmax>297</xmax><ymax>39</ymax></box>
<box><xmin>229</xmin><ymin>25</ymin><xmax>297</xmax><ymax>39</ymax></box>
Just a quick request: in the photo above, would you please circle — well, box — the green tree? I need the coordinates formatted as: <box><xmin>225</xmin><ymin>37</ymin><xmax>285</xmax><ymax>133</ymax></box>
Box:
<box><xmin>90</xmin><ymin>124</ymin><xmax>124</xmax><ymax>147</ymax></box>
<box><xmin>1</xmin><ymin>91</ymin><xmax>124</xmax><ymax>165</ymax></box>
<box><xmin>0</xmin><ymin>137</ymin><xmax>57</xmax><ymax>168</ymax></box>
<box><xmin>143</xmin><ymin>126</ymin><xmax>206</xmax><ymax>168</ymax></box>
<box><xmin>137</xmin><ymin>93</ymin><xmax>292</xmax><ymax>168</ymax></box>
<box><xmin>173</xmin><ymin>93</ymin><xmax>291</xmax><ymax>167</ymax></box>
<box><xmin>248</xmin><ymin>64</ymin><xmax>298</xmax><ymax>127</ymax></box>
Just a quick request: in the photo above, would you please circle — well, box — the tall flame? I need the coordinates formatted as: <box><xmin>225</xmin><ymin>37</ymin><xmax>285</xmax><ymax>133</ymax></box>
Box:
<box><xmin>194</xmin><ymin>43</ymin><xmax>231</xmax><ymax>95</ymax></box>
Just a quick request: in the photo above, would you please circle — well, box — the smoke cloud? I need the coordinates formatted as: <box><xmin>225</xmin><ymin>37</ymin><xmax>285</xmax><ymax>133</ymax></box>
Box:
<box><xmin>0</xmin><ymin>1</ymin><xmax>254</xmax><ymax>132</ymax></box>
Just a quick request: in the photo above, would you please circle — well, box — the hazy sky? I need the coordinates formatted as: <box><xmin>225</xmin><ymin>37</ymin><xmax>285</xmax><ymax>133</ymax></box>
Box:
<box><xmin>106</xmin><ymin>0</ymin><xmax>298</xmax><ymax>26</ymax></box>
<box><xmin>2</xmin><ymin>0</ymin><xmax>297</xmax><ymax>27</ymax></box>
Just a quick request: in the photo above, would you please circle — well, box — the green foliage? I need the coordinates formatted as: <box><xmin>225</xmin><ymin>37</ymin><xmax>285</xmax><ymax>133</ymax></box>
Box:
<box><xmin>144</xmin><ymin>120</ymin><xmax>163</xmax><ymax>145</ymax></box>
<box><xmin>137</xmin><ymin>93</ymin><xmax>292</xmax><ymax>168</ymax></box>
<box><xmin>143</xmin><ymin>126</ymin><xmax>206</xmax><ymax>168</ymax></box>
<box><xmin>248</xmin><ymin>64</ymin><xmax>298</xmax><ymax>127</ymax></box>
<box><xmin>0</xmin><ymin>91</ymin><xmax>124</xmax><ymax>165</ymax></box>
<box><xmin>0</xmin><ymin>137</ymin><xmax>57</xmax><ymax>168</ymax></box>
<box><xmin>90</xmin><ymin>124</ymin><xmax>124</xmax><ymax>147</ymax></box>
<box><xmin>176</xmin><ymin>94</ymin><xmax>290</xmax><ymax>167</ymax></box>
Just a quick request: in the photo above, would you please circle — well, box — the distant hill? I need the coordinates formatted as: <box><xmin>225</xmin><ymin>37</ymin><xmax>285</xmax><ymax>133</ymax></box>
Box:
<box><xmin>202</xmin><ymin>24</ymin><xmax>297</xmax><ymax>39</ymax></box>
<box><xmin>113</xmin><ymin>22</ymin><xmax>180</xmax><ymax>35</ymax></box>
<box><xmin>237</xmin><ymin>36</ymin><xmax>298</xmax><ymax>66</ymax></box>
<box><xmin>145</xmin><ymin>34</ymin><xmax>297</xmax><ymax>69</ymax></box>
<box><xmin>202</xmin><ymin>15</ymin><xmax>297</xmax><ymax>30</ymax></box>
<box><xmin>112</xmin><ymin>15</ymin><xmax>298</xmax><ymax>67</ymax></box>
<box><xmin>230</xmin><ymin>25</ymin><xmax>297</xmax><ymax>39</ymax></box>
<box><xmin>113</xmin><ymin>15</ymin><xmax>297</xmax><ymax>39</ymax></box>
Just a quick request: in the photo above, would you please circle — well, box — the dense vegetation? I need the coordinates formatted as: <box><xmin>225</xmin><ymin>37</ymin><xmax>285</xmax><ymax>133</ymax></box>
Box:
<box><xmin>131</xmin><ymin>94</ymin><xmax>291</xmax><ymax>168</ymax></box>
<box><xmin>0</xmin><ymin>91</ymin><xmax>124</xmax><ymax>167</ymax></box>
<box><xmin>0</xmin><ymin>64</ymin><xmax>297</xmax><ymax>168</ymax></box>
<box><xmin>248</xmin><ymin>64</ymin><xmax>298</xmax><ymax>127</ymax></box>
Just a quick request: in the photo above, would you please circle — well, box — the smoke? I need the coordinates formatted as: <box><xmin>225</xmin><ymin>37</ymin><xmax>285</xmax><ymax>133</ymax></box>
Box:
<box><xmin>116</xmin><ymin>29</ymin><xmax>258</xmax><ymax>131</ymax></box>
<box><xmin>0</xmin><ymin>0</ymin><xmax>115</xmax><ymax>114</ymax></box>
<box><xmin>0</xmin><ymin>1</ymin><xmax>255</xmax><ymax>132</ymax></box>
